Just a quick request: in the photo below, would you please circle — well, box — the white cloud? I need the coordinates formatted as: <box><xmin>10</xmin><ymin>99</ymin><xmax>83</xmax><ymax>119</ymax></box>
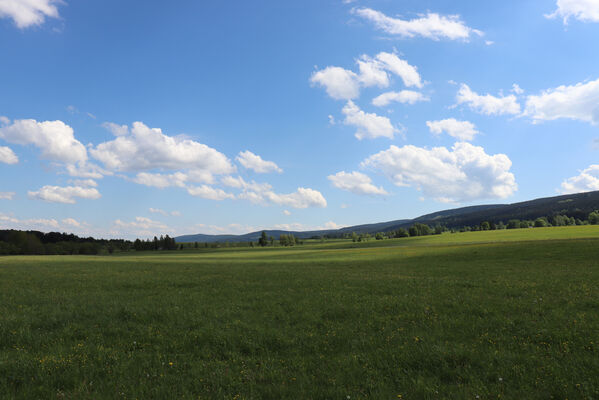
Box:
<box><xmin>264</xmin><ymin>187</ymin><xmax>327</xmax><ymax>209</ymax></box>
<box><xmin>342</xmin><ymin>100</ymin><xmax>396</xmax><ymax>139</ymax></box>
<box><xmin>426</xmin><ymin>118</ymin><xmax>479</xmax><ymax>141</ymax></box>
<box><xmin>28</xmin><ymin>185</ymin><xmax>101</xmax><ymax>204</ymax></box>
<box><xmin>0</xmin><ymin>0</ymin><xmax>60</xmax><ymax>28</ymax></box>
<box><xmin>0</xmin><ymin>213</ymin><xmax>61</xmax><ymax>230</ymax></box>
<box><xmin>65</xmin><ymin>162</ymin><xmax>107</xmax><ymax>179</ymax></box>
<box><xmin>0</xmin><ymin>192</ymin><xmax>15</xmax><ymax>200</ymax></box>
<box><xmin>68</xmin><ymin>179</ymin><xmax>97</xmax><ymax>187</ymax></box>
<box><xmin>283</xmin><ymin>209</ymin><xmax>291</xmax><ymax>216</ymax></box>
<box><xmin>62</xmin><ymin>218</ymin><xmax>81</xmax><ymax>227</ymax></box>
<box><xmin>311</xmin><ymin>52</ymin><xmax>423</xmax><ymax>100</ymax></box>
<box><xmin>310</xmin><ymin>66</ymin><xmax>361</xmax><ymax>100</ymax></box>
<box><xmin>237</xmin><ymin>182</ymin><xmax>327</xmax><ymax>209</ymax></box>
<box><xmin>272</xmin><ymin>220</ymin><xmax>344</xmax><ymax>231</ymax></box>
<box><xmin>90</xmin><ymin>122</ymin><xmax>235</xmax><ymax>176</ymax></box>
<box><xmin>323</xmin><ymin>221</ymin><xmax>344</xmax><ymax>229</ymax></box>
<box><xmin>187</xmin><ymin>185</ymin><xmax>235</xmax><ymax>201</ymax></box>
<box><xmin>133</xmin><ymin>172</ymin><xmax>188</xmax><ymax>189</ymax></box>
<box><xmin>113</xmin><ymin>217</ymin><xmax>172</xmax><ymax>237</ymax></box>
<box><xmin>524</xmin><ymin>77</ymin><xmax>599</xmax><ymax>124</ymax></box>
<box><xmin>352</xmin><ymin>7</ymin><xmax>483</xmax><ymax>41</ymax></box>
<box><xmin>456</xmin><ymin>84</ymin><xmax>521</xmax><ymax>116</ymax></box>
<box><xmin>236</xmin><ymin>150</ymin><xmax>282</xmax><ymax>173</ymax></box>
<box><xmin>374</xmin><ymin>52</ymin><xmax>422</xmax><ymax>88</ymax></box>
<box><xmin>221</xmin><ymin>175</ymin><xmax>272</xmax><ymax>192</ymax></box>
<box><xmin>547</xmin><ymin>0</ymin><xmax>599</xmax><ymax>23</ymax></box>
<box><xmin>0</xmin><ymin>116</ymin><xmax>9</xmax><ymax>125</ymax></box>
<box><xmin>356</xmin><ymin>56</ymin><xmax>390</xmax><ymax>88</ymax></box>
<box><xmin>561</xmin><ymin>165</ymin><xmax>599</xmax><ymax>193</ymax></box>
<box><xmin>221</xmin><ymin>176</ymin><xmax>326</xmax><ymax>209</ymax></box>
<box><xmin>511</xmin><ymin>84</ymin><xmax>524</xmax><ymax>95</ymax></box>
<box><xmin>149</xmin><ymin>208</ymin><xmax>181</xmax><ymax>217</ymax></box>
<box><xmin>24</xmin><ymin>218</ymin><xmax>59</xmax><ymax>228</ymax></box>
<box><xmin>102</xmin><ymin>122</ymin><xmax>129</xmax><ymax>136</ymax></box>
<box><xmin>328</xmin><ymin>171</ymin><xmax>388</xmax><ymax>195</ymax></box>
<box><xmin>361</xmin><ymin>142</ymin><xmax>517</xmax><ymax>202</ymax></box>
<box><xmin>0</xmin><ymin>146</ymin><xmax>18</xmax><ymax>164</ymax></box>
<box><xmin>0</xmin><ymin>119</ymin><xmax>88</xmax><ymax>164</ymax></box>
<box><xmin>372</xmin><ymin>90</ymin><xmax>429</xmax><ymax>106</ymax></box>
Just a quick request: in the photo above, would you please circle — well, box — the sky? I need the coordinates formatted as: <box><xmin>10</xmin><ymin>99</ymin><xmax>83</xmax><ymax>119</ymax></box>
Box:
<box><xmin>1</xmin><ymin>0</ymin><xmax>599</xmax><ymax>239</ymax></box>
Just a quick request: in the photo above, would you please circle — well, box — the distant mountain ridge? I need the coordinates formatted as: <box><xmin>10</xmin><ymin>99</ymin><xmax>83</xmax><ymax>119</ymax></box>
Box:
<box><xmin>175</xmin><ymin>191</ymin><xmax>599</xmax><ymax>243</ymax></box>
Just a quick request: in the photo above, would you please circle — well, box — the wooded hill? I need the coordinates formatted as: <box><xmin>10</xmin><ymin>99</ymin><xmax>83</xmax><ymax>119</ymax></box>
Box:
<box><xmin>176</xmin><ymin>190</ymin><xmax>599</xmax><ymax>243</ymax></box>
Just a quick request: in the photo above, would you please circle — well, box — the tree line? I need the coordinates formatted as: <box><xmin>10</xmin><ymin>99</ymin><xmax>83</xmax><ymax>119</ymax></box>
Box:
<box><xmin>0</xmin><ymin>230</ymin><xmax>132</xmax><ymax>255</ymax></box>
<box><xmin>358</xmin><ymin>211</ymin><xmax>599</xmax><ymax>241</ymax></box>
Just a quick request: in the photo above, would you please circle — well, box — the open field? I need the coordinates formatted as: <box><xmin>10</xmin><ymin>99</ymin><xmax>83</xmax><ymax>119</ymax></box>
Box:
<box><xmin>1</xmin><ymin>226</ymin><xmax>599</xmax><ymax>399</ymax></box>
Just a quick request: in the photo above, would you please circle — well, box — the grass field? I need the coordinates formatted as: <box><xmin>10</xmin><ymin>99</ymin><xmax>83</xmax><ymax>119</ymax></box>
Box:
<box><xmin>1</xmin><ymin>226</ymin><xmax>599</xmax><ymax>399</ymax></box>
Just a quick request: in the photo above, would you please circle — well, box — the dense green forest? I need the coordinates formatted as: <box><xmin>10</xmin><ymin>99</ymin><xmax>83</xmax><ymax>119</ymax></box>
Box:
<box><xmin>2</xmin><ymin>211</ymin><xmax>599</xmax><ymax>255</ymax></box>
<box><xmin>0</xmin><ymin>231</ymin><xmax>178</xmax><ymax>255</ymax></box>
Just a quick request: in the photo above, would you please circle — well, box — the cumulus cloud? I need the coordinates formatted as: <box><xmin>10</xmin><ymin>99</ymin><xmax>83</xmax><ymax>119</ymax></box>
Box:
<box><xmin>133</xmin><ymin>172</ymin><xmax>188</xmax><ymax>189</ymax></box>
<box><xmin>342</xmin><ymin>100</ymin><xmax>396</xmax><ymax>139</ymax></box>
<box><xmin>187</xmin><ymin>185</ymin><xmax>235</xmax><ymax>201</ymax></box>
<box><xmin>28</xmin><ymin>185</ymin><xmax>101</xmax><ymax>204</ymax></box>
<box><xmin>358</xmin><ymin>52</ymin><xmax>423</xmax><ymax>88</ymax></box>
<box><xmin>113</xmin><ymin>217</ymin><xmax>172</xmax><ymax>237</ymax></box>
<box><xmin>0</xmin><ymin>192</ymin><xmax>15</xmax><ymax>200</ymax></box>
<box><xmin>352</xmin><ymin>7</ymin><xmax>483</xmax><ymax>41</ymax></box>
<box><xmin>149</xmin><ymin>208</ymin><xmax>181</xmax><ymax>217</ymax></box>
<box><xmin>373</xmin><ymin>52</ymin><xmax>422</xmax><ymax>88</ymax></box>
<box><xmin>426</xmin><ymin>118</ymin><xmax>479</xmax><ymax>141</ymax></box>
<box><xmin>0</xmin><ymin>212</ymin><xmax>97</xmax><ymax>235</ymax></box>
<box><xmin>0</xmin><ymin>0</ymin><xmax>61</xmax><ymax>28</ymax></box>
<box><xmin>65</xmin><ymin>163</ymin><xmax>106</xmax><ymax>179</ymax></box>
<box><xmin>328</xmin><ymin>171</ymin><xmax>388</xmax><ymax>195</ymax></box>
<box><xmin>456</xmin><ymin>84</ymin><xmax>521</xmax><ymax>116</ymax></box>
<box><xmin>310</xmin><ymin>66</ymin><xmax>361</xmax><ymax>100</ymax></box>
<box><xmin>102</xmin><ymin>122</ymin><xmax>129</xmax><ymax>136</ymax></box>
<box><xmin>311</xmin><ymin>52</ymin><xmax>422</xmax><ymax>100</ymax></box>
<box><xmin>372</xmin><ymin>90</ymin><xmax>429</xmax><ymax>106</ymax></box>
<box><xmin>0</xmin><ymin>146</ymin><xmax>18</xmax><ymax>164</ymax></box>
<box><xmin>221</xmin><ymin>175</ymin><xmax>272</xmax><ymax>192</ymax></box>
<box><xmin>524</xmin><ymin>77</ymin><xmax>599</xmax><ymax>124</ymax></box>
<box><xmin>561</xmin><ymin>165</ymin><xmax>599</xmax><ymax>193</ymax></box>
<box><xmin>90</xmin><ymin>122</ymin><xmax>235</xmax><ymax>177</ymax></box>
<box><xmin>512</xmin><ymin>84</ymin><xmax>524</xmax><ymax>95</ymax></box>
<box><xmin>283</xmin><ymin>209</ymin><xmax>291</xmax><ymax>216</ymax></box>
<box><xmin>236</xmin><ymin>182</ymin><xmax>327</xmax><ymax>209</ymax></box>
<box><xmin>361</xmin><ymin>142</ymin><xmax>517</xmax><ymax>202</ymax></box>
<box><xmin>0</xmin><ymin>117</ymin><xmax>100</xmax><ymax>179</ymax></box>
<box><xmin>236</xmin><ymin>150</ymin><xmax>283</xmax><ymax>173</ymax></box>
<box><xmin>223</xmin><ymin>176</ymin><xmax>325</xmax><ymax>208</ymax></box>
<box><xmin>62</xmin><ymin>218</ymin><xmax>81</xmax><ymax>227</ymax></box>
<box><xmin>68</xmin><ymin>179</ymin><xmax>97</xmax><ymax>187</ymax></box>
<box><xmin>547</xmin><ymin>0</ymin><xmax>599</xmax><ymax>23</ymax></box>
<box><xmin>264</xmin><ymin>187</ymin><xmax>327</xmax><ymax>209</ymax></box>
<box><xmin>272</xmin><ymin>221</ymin><xmax>344</xmax><ymax>231</ymax></box>
<box><xmin>0</xmin><ymin>119</ymin><xmax>88</xmax><ymax>164</ymax></box>
<box><xmin>356</xmin><ymin>57</ymin><xmax>390</xmax><ymax>88</ymax></box>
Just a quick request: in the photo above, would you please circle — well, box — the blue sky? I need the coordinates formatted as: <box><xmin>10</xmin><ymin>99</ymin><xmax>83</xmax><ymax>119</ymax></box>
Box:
<box><xmin>1</xmin><ymin>0</ymin><xmax>599</xmax><ymax>238</ymax></box>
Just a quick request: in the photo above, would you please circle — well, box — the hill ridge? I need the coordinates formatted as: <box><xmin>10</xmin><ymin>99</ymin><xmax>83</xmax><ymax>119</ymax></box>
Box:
<box><xmin>176</xmin><ymin>190</ymin><xmax>599</xmax><ymax>243</ymax></box>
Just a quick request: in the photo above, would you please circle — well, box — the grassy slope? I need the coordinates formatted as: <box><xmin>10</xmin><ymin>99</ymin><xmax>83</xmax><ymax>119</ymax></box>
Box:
<box><xmin>1</xmin><ymin>226</ymin><xmax>599</xmax><ymax>399</ymax></box>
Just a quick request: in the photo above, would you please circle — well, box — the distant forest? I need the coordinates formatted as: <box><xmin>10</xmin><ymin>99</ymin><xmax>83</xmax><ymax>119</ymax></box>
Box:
<box><xmin>0</xmin><ymin>231</ymin><xmax>179</xmax><ymax>255</ymax></box>
<box><xmin>2</xmin><ymin>210</ymin><xmax>599</xmax><ymax>255</ymax></box>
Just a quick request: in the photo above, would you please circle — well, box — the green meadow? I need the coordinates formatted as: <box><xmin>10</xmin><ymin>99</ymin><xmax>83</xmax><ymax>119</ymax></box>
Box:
<box><xmin>1</xmin><ymin>226</ymin><xmax>599</xmax><ymax>399</ymax></box>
